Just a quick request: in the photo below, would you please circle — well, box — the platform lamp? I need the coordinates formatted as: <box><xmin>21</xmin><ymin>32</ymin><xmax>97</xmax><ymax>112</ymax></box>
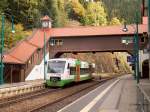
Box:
<box><xmin>41</xmin><ymin>15</ymin><xmax>51</xmax><ymax>81</ymax></box>
<box><xmin>0</xmin><ymin>14</ymin><xmax>5</xmax><ymax>85</ymax></box>
<box><xmin>0</xmin><ymin>14</ymin><xmax>15</xmax><ymax>84</ymax></box>
<box><xmin>122</xmin><ymin>12</ymin><xmax>140</xmax><ymax>84</ymax></box>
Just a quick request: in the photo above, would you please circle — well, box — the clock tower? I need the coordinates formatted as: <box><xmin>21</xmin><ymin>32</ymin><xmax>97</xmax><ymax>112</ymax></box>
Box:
<box><xmin>41</xmin><ymin>15</ymin><xmax>52</xmax><ymax>29</ymax></box>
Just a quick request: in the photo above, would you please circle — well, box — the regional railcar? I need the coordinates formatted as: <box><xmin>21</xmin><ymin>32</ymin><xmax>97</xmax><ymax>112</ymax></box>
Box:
<box><xmin>46</xmin><ymin>58</ymin><xmax>94</xmax><ymax>87</ymax></box>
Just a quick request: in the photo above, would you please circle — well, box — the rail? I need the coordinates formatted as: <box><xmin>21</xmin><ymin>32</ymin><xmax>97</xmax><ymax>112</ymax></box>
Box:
<box><xmin>29</xmin><ymin>78</ymin><xmax>113</xmax><ymax>112</ymax></box>
<box><xmin>137</xmin><ymin>84</ymin><xmax>150</xmax><ymax>112</ymax></box>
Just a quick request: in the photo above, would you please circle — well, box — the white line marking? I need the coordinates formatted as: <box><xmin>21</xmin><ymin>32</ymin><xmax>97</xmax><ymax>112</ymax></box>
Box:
<box><xmin>57</xmin><ymin>79</ymin><xmax>119</xmax><ymax>112</ymax></box>
<box><xmin>80</xmin><ymin>79</ymin><xmax>119</xmax><ymax>112</ymax></box>
<box><xmin>57</xmin><ymin>81</ymin><xmax>106</xmax><ymax>112</ymax></box>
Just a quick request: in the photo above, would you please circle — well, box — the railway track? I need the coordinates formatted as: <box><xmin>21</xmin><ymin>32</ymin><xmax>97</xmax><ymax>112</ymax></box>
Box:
<box><xmin>30</xmin><ymin>78</ymin><xmax>112</xmax><ymax>112</ymax></box>
<box><xmin>0</xmin><ymin>78</ymin><xmax>114</xmax><ymax>112</ymax></box>
<box><xmin>0</xmin><ymin>88</ymin><xmax>59</xmax><ymax>107</ymax></box>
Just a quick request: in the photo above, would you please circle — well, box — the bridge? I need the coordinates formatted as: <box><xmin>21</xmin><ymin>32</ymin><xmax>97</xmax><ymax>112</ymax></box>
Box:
<box><xmin>50</xmin><ymin>25</ymin><xmax>147</xmax><ymax>58</ymax></box>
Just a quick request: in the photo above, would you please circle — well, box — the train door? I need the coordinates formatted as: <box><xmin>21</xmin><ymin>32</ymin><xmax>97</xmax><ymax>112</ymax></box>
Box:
<box><xmin>75</xmin><ymin>59</ymin><xmax>81</xmax><ymax>82</ymax></box>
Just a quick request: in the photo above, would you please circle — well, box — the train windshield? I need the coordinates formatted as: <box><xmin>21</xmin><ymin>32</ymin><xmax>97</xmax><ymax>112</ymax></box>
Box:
<box><xmin>47</xmin><ymin>61</ymin><xmax>66</xmax><ymax>73</ymax></box>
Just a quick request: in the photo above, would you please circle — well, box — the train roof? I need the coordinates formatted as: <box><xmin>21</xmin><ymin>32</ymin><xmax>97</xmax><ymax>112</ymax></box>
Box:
<box><xmin>48</xmin><ymin>58</ymin><xmax>89</xmax><ymax>64</ymax></box>
<box><xmin>48</xmin><ymin>58</ymin><xmax>95</xmax><ymax>68</ymax></box>
<box><xmin>48</xmin><ymin>58</ymin><xmax>76</xmax><ymax>62</ymax></box>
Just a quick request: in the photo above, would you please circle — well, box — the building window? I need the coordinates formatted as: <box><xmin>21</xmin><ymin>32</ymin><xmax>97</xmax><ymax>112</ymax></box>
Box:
<box><xmin>55</xmin><ymin>40</ymin><xmax>59</xmax><ymax>45</ymax></box>
<box><xmin>58</xmin><ymin>39</ymin><xmax>63</xmax><ymax>45</ymax></box>
<box><xmin>50</xmin><ymin>39</ymin><xmax>55</xmax><ymax>46</ymax></box>
<box><xmin>50</xmin><ymin>39</ymin><xmax>63</xmax><ymax>46</ymax></box>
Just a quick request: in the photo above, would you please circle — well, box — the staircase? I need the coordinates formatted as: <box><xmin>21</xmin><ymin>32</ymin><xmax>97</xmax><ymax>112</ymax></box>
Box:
<box><xmin>25</xmin><ymin>53</ymin><xmax>49</xmax><ymax>81</ymax></box>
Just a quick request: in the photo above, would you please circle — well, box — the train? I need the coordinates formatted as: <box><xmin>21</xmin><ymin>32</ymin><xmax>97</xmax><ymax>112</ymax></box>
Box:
<box><xmin>46</xmin><ymin>58</ymin><xmax>95</xmax><ymax>87</ymax></box>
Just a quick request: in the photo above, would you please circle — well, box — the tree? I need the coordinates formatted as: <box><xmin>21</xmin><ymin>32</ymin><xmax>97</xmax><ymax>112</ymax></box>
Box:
<box><xmin>66</xmin><ymin>0</ymin><xmax>85</xmax><ymax>22</ymax></box>
<box><xmin>0</xmin><ymin>0</ymin><xmax>8</xmax><ymax>13</ymax></box>
<box><xmin>102</xmin><ymin>0</ymin><xmax>142</xmax><ymax>24</ymax></box>
<box><xmin>83</xmin><ymin>1</ymin><xmax>107</xmax><ymax>26</ymax></box>
<box><xmin>109</xmin><ymin>17</ymin><xmax>122</xmax><ymax>25</ymax></box>
<box><xmin>44</xmin><ymin>0</ymin><xmax>68</xmax><ymax>27</ymax></box>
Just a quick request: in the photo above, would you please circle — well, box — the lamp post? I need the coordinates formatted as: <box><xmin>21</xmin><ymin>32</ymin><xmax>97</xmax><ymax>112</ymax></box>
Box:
<box><xmin>11</xmin><ymin>16</ymin><xmax>15</xmax><ymax>33</ymax></box>
<box><xmin>0</xmin><ymin>13</ymin><xmax>15</xmax><ymax>85</ymax></box>
<box><xmin>133</xmin><ymin>33</ymin><xmax>137</xmax><ymax>79</ymax></box>
<box><xmin>135</xmin><ymin>12</ymin><xmax>140</xmax><ymax>84</ymax></box>
<box><xmin>135</xmin><ymin>12</ymin><xmax>140</xmax><ymax>83</ymax></box>
<box><xmin>122</xmin><ymin>12</ymin><xmax>140</xmax><ymax>84</ymax></box>
<box><xmin>0</xmin><ymin>15</ymin><xmax>5</xmax><ymax>84</ymax></box>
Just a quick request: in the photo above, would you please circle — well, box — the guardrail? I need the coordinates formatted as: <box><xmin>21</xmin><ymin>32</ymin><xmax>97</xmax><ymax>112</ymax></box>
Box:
<box><xmin>137</xmin><ymin>84</ymin><xmax>150</xmax><ymax>112</ymax></box>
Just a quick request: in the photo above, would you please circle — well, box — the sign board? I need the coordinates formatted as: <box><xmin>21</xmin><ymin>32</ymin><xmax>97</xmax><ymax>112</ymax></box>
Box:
<box><xmin>127</xmin><ymin>56</ymin><xmax>136</xmax><ymax>62</ymax></box>
<box><xmin>121</xmin><ymin>37</ymin><xmax>133</xmax><ymax>44</ymax></box>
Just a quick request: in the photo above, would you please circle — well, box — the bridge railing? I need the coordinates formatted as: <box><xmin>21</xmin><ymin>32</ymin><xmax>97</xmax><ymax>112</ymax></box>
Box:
<box><xmin>137</xmin><ymin>84</ymin><xmax>150</xmax><ymax>112</ymax></box>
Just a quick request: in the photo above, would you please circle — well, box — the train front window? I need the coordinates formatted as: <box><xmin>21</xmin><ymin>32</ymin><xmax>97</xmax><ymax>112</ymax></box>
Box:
<box><xmin>47</xmin><ymin>61</ymin><xmax>66</xmax><ymax>73</ymax></box>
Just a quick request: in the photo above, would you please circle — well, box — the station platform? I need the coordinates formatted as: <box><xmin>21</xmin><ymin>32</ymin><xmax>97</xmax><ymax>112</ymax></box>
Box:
<box><xmin>137</xmin><ymin>79</ymin><xmax>150</xmax><ymax>112</ymax></box>
<box><xmin>0</xmin><ymin>79</ymin><xmax>45</xmax><ymax>99</ymax></box>
<box><xmin>58</xmin><ymin>74</ymin><xmax>138</xmax><ymax>112</ymax></box>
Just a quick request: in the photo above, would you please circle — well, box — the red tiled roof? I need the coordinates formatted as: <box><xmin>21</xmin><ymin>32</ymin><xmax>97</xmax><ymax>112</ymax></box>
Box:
<box><xmin>3</xmin><ymin>54</ymin><xmax>22</xmax><ymax>64</ymax></box>
<box><xmin>51</xmin><ymin>24</ymin><xmax>147</xmax><ymax>37</ymax></box>
<box><xmin>4</xmin><ymin>41</ymin><xmax>37</xmax><ymax>64</ymax></box>
<box><xmin>28</xmin><ymin>29</ymin><xmax>51</xmax><ymax>48</ymax></box>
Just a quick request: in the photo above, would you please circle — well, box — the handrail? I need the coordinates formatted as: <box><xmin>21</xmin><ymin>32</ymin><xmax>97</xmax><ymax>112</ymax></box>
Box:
<box><xmin>137</xmin><ymin>84</ymin><xmax>150</xmax><ymax>103</ymax></box>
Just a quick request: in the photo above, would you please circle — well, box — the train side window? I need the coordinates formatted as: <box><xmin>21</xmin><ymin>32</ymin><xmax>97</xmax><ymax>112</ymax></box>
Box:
<box><xmin>70</xmin><ymin>67</ymin><xmax>76</xmax><ymax>75</ymax></box>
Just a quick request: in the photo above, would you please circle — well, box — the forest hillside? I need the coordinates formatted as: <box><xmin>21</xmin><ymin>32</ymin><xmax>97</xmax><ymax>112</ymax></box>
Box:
<box><xmin>1</xmin><ymin>0</ymin><xmax>139</xmax><ymax>73</ymax></box>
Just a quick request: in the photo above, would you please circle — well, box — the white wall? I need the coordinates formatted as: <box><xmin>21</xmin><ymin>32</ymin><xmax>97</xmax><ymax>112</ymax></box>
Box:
<box><xmin>25</xmin><ymin>53</ymin><xmax>49</xmax><ymax>81</ymax></box>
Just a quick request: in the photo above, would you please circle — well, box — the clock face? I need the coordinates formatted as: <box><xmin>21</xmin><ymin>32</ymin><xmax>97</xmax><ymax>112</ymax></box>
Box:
<box><xmin>42</xmin><ymin>21</ymin><xmax>49</xmax><ymax>28</ymax></box>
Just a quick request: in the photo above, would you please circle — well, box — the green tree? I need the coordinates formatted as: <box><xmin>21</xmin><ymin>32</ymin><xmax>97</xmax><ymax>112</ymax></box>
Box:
<box><xmin>0</xmin><ymin>0</ymin><xmax>8</xmax><ymax>13</ymax></box>
<box><xmin>109</xmin><ymin>17</ymin><xmax>122</xmax><ymax>25</ymax></box>
<box><xmin>84</xmin><ymin>1</ymin><xmax>107</xmax><ymax>26</ymax></box>
<box><xmin>44</xmin><ymin>0</ymin><xmax>68</xmax><ymax>27</ymax></box>
<box><xmin>71</xmin><ymin>0</ymin><xmax>85</xmax><ymax>17</ymax></box>
<box><xmin>5</xmin><ymin>0</ymin><xmax>38</xmax><ymax>28</ymax></box>
<box><xmin>102</xmin><ymin>0</ymin><xmax>142</xmax><ymax>24</ymax></box>
<box><xmin>65</xmin><ymin>0</ymin><xmax>85</xmax><ymax>22</ymax></box>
